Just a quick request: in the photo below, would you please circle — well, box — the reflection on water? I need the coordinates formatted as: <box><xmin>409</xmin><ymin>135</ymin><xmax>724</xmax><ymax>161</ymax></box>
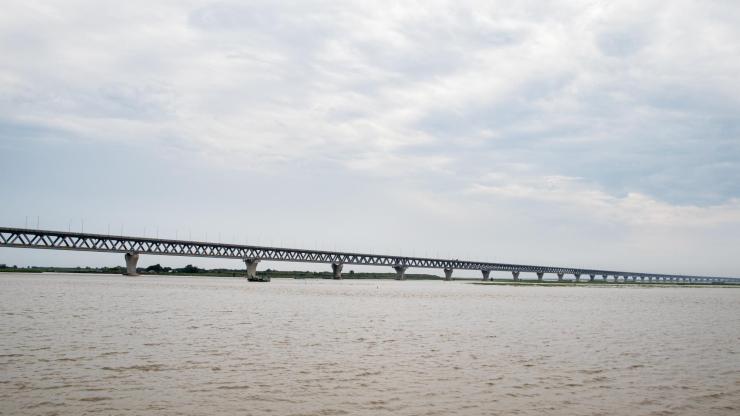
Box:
<box><xmin>1</xmin><ymin>273</ymin><xmax>739</xmax><ymax>415</ymax></box>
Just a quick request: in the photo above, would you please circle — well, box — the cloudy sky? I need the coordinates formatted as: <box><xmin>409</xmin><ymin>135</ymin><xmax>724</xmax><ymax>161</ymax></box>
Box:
<box><xmin>1</xmin><ymin>0</ymin><xmax>739</xmax><ymax>277</ymax></box>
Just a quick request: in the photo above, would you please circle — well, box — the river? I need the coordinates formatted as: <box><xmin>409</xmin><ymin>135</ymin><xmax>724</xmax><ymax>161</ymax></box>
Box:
<box><xmin>1</xmin><ymin>273</ymin><xmax>739</xmax><ymax>415</ymax></box>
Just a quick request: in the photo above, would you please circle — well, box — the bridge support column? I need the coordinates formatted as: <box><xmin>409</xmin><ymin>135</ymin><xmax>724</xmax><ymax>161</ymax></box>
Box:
<box><xmin>557</xmin><ymin>273</ymin><xmax>564</xmax><ymax>282</ymax></box>
<box><xmin>589</xmin><ymin>274</ymin><xmax>595</xmax><ymax>282</ymax></box>
<box><xmin>632</xmin><ymin>276</ymin><xmax>637</xmax><ymax>282</ymax></box>
<box><xmin>481</xmin><ymin>270</ymin><xmax>490</xmax><ymax>281</ymax></box>
<box><xmin>574</xmin><ymin>273</ymin><xmax>581</xmax><ymax>282</ymax></box>
<box><xmin>124</xmin><ymin>252</ymin><xmax>139</xmax><ymax>276</ymax></box>
<box><xmin>443</xmin><ymin>268</ymin><xmax>453</xmax><ymax>281</ymax></box>
<box><xmin>393</xmin><ymin>265</ymin><xmax>408</xmax><ymax>280</ymax></box>
<box><xmin>602</xmin><ymin>274</ymin><xmax>608</xmax><ymax>282</ymax></box>
<box><xmin>536</xmin><ymin>272</ymin><xmax>544</xmax><ymax>281</ymax></box>
<box><xmin>244</xmin><ymin>258</ymin><xmax>268</xmax><ymax>282</ymax></box>
<box><xmin>331</xmin><ymin>262</ymin><xmax>343</xmax><ymax>280</ymax></box>
<box><xmin>512</xmin><ymin>271</ymin><xmax>520</xmax><ymax>281</ymax></box>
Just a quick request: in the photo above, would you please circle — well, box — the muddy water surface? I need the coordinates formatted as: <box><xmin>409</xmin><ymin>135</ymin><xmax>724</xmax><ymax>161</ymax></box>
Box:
<box><xmin>1</xmin><ymin>273</ymin><xmax>739</xmax><ymax>415</ymax></box>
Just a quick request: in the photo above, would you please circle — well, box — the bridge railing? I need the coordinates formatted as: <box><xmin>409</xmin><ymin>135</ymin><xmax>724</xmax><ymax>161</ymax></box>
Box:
<box><xmin>0</xmin><ymin>227</ymin><xmax>737</xmax><ymax>282</ymax></box>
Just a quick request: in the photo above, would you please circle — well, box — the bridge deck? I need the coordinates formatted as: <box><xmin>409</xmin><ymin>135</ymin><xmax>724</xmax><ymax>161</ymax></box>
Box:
<box><xmin>0</xmin><ymin>227</ymin><xmax>736</xmax><ymax>282</ymax></box>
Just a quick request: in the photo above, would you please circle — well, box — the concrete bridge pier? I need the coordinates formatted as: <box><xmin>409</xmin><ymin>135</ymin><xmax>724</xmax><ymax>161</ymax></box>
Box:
<box><xmin>602</xmin><ymin>274</ymin><xmax>608</xmax><ymax>282</ymax></box>
<box><xmin>614</xmin><ymin>275</ymin><xmax>620</xmax><ymax>283</ymax></box>
<box><xmin>443</xmin><ymin>268</ymin><xmax>453</xmax><ymax>281</ymax></box>
<box><xmin>124</xmin><ymin>252</ymin><xmax>139</xmax><ymax>276</ymax></box>
<box><xmin>244</xmin><ymin>258</ymin><xmax>268</xmax><ymax>282</ymax></box>
<box><xmin>589</xmin><ymin>274</ymin><xmax>595</xmax><ymax>282</ymax></box>
<box><xmin>574</xmin><ymin>273</ymin><xmax>581</xmax><ymax>282</ymax></box>
<box><xmin>331</xmin><ymin>262</ymin><xmax>343</xmax><ymax>280</ymax></box>
<box><xmin>536</xmin><ymin>272</ymin><xmax>544</xmax><ymax>281</ymax></box>
<box><xmin>557</xmin><ymin>273</ymin><xmax>564</xmax><ymax>282</ymax></box>
<box><xmin>512</xmin><ymin>271</ymin><xmax>520</xmax><ymax>281</ymax></box>
<box><xmin>632</xmin><ymin>276</ymin><xmax>637</xmax><ymax>282</ymax></box>
<box><xmin>640</xmin><ymin>276</ymin><xmax>645</xmax><ymax>282</ymax></box>
<box><xmin>393</xmin><ymin>265</ymin><xmax>408</xmax><ymax>280</ymax></box>
<box><xmin>481</xmin><ymin>270</ymin><xmax>491</xmax><ymax>281</ymax></box>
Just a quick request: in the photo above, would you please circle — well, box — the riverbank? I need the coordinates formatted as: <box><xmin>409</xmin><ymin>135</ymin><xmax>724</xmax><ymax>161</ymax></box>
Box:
<box><xmin>473</xmin><ymin>280</ymin><xmax>740</xmax><ymax>288</ymax></box>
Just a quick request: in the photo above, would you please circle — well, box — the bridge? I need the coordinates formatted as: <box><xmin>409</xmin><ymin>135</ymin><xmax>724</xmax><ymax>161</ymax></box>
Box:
<box><xmin>1</xmin><ymin>227</ymin><xmax>737</xmax><ymax>284</ymax></box>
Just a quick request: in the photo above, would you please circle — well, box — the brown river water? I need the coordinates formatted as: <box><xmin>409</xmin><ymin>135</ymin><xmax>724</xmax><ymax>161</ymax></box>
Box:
<box><xmin>1</xmin><ymin>273</ymin><xmax>739</xmax><ymax>415</ymax></box>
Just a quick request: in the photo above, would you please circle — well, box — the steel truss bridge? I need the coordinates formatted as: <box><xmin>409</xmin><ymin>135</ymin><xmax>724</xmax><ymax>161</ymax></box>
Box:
<box><xmin>0</xmin><ymin>227</ymin><xmax>737</xmax><ymax>283</ymax></box>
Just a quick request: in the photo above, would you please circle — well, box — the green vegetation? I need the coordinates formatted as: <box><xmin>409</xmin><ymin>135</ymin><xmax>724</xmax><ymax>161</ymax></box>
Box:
<box><xmin>0</xmin><ymin>264</ymin><xmax>439</xmax><ymax>280</ymax></box>
<box><xmin>1</xmin><ymin>265</ymin><xmax>735</xmax><ymax>285</ymax></box>
<box><xmin>473</xmin><ymin>280</ymin><xmax>739</xmax><ymax>287</ymax></box>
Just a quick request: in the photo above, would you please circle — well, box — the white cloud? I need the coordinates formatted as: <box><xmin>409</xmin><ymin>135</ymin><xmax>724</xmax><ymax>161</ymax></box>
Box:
<box><xmin>467</xmin><ymin>174</ymin><xmax>740</xmax><ymax>227</ymax></box>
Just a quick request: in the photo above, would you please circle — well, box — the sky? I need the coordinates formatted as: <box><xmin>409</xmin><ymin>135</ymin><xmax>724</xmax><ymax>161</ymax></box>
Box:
<box><xmin>1</xmin><ymin>0</ymin><xmax>739</xmax><ymax>277</ymax></box>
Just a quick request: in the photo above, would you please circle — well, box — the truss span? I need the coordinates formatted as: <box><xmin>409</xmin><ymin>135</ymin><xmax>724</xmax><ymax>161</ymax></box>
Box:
<box><xmin>0</xmin><ymin>227</ymin><xmax>736</xmax><ymax>282</ymax></box>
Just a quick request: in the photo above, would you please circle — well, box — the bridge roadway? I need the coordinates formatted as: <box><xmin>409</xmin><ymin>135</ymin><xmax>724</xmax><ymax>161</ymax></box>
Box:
<box><xmin>0</xmin><ymin>227</ymin><xmax>737</xmax><ymax>283</ymax></box>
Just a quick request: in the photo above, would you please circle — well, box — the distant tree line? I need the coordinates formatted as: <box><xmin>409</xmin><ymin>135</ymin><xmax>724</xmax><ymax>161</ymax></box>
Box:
<box><xmin>144</xmin><ymin>264</ymin><xmax>202</xmax><ymax>274</ymax></box>
<box><xmin>0</xmin><ymin>264</ymin><xmax>440</xmax><ymax>279</ymax></box>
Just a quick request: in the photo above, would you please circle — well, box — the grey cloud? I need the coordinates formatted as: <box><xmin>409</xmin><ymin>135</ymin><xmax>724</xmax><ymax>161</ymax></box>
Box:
<box><xmin>2</xmin><ymin>0</ymin><xmax>740</xmax><ymax>275</ymax></box>
<box><xmin>596</xmin><ymin>28</ymin><xmax>649</xmax><ymax>57</ymax></box>
<box><xmin>2</xmin><ymin>1</ymin><xmax>740</xmax><ymax>220</ymax></box>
